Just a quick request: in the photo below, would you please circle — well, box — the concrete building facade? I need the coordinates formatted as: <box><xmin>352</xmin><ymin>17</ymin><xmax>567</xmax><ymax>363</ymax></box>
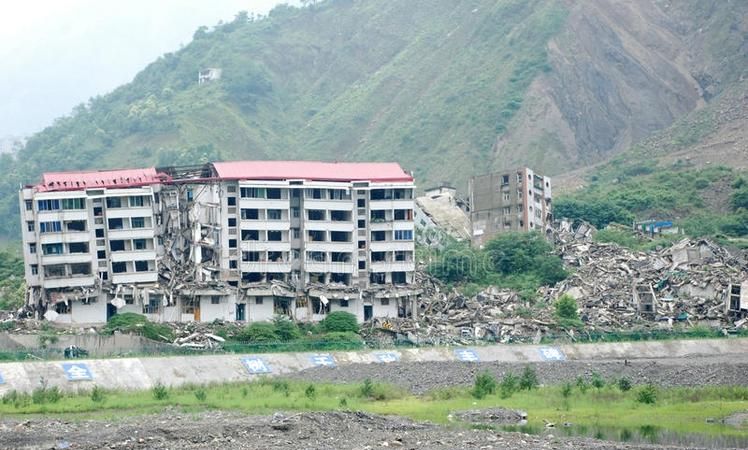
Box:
<box><xmin>469</xmin><ymin>167</ymin><xmax>552</xmax><ymax>247</ymax></box>
<box><xmin>19</xmin><ymin>161</ymin><xmax>420</xmax><ymax>325</ymax></box>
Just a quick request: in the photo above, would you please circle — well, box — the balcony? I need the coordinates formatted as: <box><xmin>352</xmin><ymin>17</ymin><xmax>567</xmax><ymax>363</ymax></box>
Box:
<box><xmin>111</xmin><ymin>272</ymin><xmax>158</xmax><ymax>284</ymax></box>
<box><xmin>370</xmin><ymin>261</ymin><xmax>415</xmax><ymax>273</ymax></box>
<box><xmin>240</xmin><ymin>241</ymin><xmax>291</xmax><ymax>252</ymax></box>
<box><xmin>107</xmin><ymin>228</ymin><xmax>155</xmax><ymax>240</ymax></box>
<box><xmin>40</xmin><ymin>253</ymin><xmax>94</xmax><ymax>265</ymax></box>
<box><xmin>369</xmin><ymin>241</ymin><xmax>414</xmax><ymax>252</ymax></box>
<box><xmin>42</xmin><ymin>275</ymin><xmax>96</xmax><ymax>289</ymax></box>
<box><xmin>304</xmin><ymin>221</ymin><xmax>355</xmax><ymax>232</ymax></box>
<box><xmin>239</xmin><ymin>198</ymin><xmax>289</xmax><ymax>210</ymax></box>
<box><xmin>110</xmin><ymin>250</ymin><xmax>157</xmax><ymax>262</ymax></box>
<box><xmin>303</xmin><ymin>199</ymin><xmax>354</xmax><ymax>211</ymax></box>
<box><xmin>240</xmin><ymin>261</ymin><xmax>293</xmax><ymax>273</ymax></box>
<box><xmin>305</xmin><ymin>241</ymin><xmax>355</xmax><ymax>252</ymax></box>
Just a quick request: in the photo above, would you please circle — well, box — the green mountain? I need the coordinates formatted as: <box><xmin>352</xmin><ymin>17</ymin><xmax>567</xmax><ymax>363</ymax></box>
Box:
<box><xmin>2</xmin><ymin>0</ymin><xmax>747</xmax><ymax>239</ymax></box>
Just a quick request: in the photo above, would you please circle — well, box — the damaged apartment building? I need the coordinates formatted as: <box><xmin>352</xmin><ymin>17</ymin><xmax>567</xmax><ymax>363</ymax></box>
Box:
<box><xmin>469</xmin><ymin>167</ymin><xmax>552</xmax><ymax>247</ymax></box>
<box><xmin>19</xmin><ymin>161</ymin><xmax>421</xmax><ymax>325</ymax></box>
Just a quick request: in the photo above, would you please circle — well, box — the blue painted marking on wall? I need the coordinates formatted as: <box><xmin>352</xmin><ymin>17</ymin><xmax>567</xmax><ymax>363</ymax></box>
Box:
<box><xmin>61</xmin><ymin>363</ymin><xmax>93</xmax><ymax>381</ymax></box>
<box><xmin>538</xmin><ymin>347</ymin><xmax>566</xmax><ymax>361</ymax></box>
<box><xmin>454</xmin><ymin>349</ymin><xmax>480</xmax><ymax>362</ymax></box>
<box><xmin>310</xmin><ymin>354</ymin><xmax>336</xmax><ymax>367</ymax></box>
<box><xmin>374</xmin><ymin>352</ymin><xmax>400</xmax><ymax>363</ymax></box>
<box><xmin>241</xmin><ymin>356</ymin><xmax>272</xmax><ymax>374</ymax></box>
<box><xmin>0</xmin><ymin>371</ymin><xmax>5</xmax><ymax>385</ymax></box>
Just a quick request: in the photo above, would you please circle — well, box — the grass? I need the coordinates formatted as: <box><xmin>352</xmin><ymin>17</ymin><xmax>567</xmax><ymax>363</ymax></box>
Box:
<box><xmin>2</xmin><ymin>380</ymin><xmax>747</xmax><ymax>440</ymax></box>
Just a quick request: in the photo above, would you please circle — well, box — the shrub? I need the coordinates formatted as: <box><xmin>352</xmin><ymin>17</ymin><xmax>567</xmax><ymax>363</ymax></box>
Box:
<box><xmin>273</xmin><ymin>315</ymin><xmax>301</xmax><ymax>341</ymax></box>
<box><xmin>103</xmin><ymin>313</ymin><xmax>174</xmax><ymax>342</ymax></box>
<box><xmin>637</xmin><ymin>384</ymin><xmax>657</xmax><ymax>404</ymax></box>
<box><xmin>152</xmin><ymin>382</ymin><xmax>169</xmax><ymax>400</ymax></box>
<box><xmin>576</xmin><ymin>376</ymin><xmax>589</xmax><ymax>393</ymax></box>
<box><xmin>360</xmin><ymin>378</ymin><xmax>375</xmax><ymax>398</ymax></box>
<box><xmin>555</xmin><ymin>294</ymin><xmax>583</xmax><ymax>328</ymax></box>
<box><xmin>591</xmin><ymin>372</ymin><xmax>605</xmax><ymax>390</ymax></box>
<box><xmin>272</xmin><ymin>379</ymin><xmax>290</xmax><ymax>396</ymax></box>
<box><xmin>471</xmin><ymin>371</ymin><xmax>497</xmax><ymax>399</ymax></box>
<box><xmin>31</xmin><ymin>378</ymin><xmax>61</xmax><ymax>404</ymax></box>
<box><xmin>90</xmin><ymin>385</ymin><xmax>106</xmax><ymax>403</ymax></box>
<box><xmin>500</xmin><ymin>373</ymin><xmax>519</xmax><ymax>399</ymax></box>
<box><xmin>519</xmin><ymin>366</ymin><xmax>539</xmax><ymax>391</ymax></box>
<box><xmin>320</xmin><ymin>311</ymin><xmax>359</xmax><ymax>333</ymax></box>
<box><xmin>561</xmin><ymin>382</ymin><xmax>573</xmax><ymax>398</ymax></box>
<box><xmin>237</xmin><ymin>322</ymin><xmax>278</xmax><ymax>342</ymax></box>
<box><xmin>339</xmin><ymin>397</ymin><xmax>348</xmax><ymax>407</ymax></box>
<box><xmin>194</xmin><ymin>389</ymin><xmax>207</xmax><ymax>402</ymax></box>
<box><xmin>305</xmin><ymin>384</ymin><xmax>317</xmax><ymax>400</ymax></box>
<box><xmin>617</xmin><ymin>377</ymin><xmax>632</xmax><ymax>392</ymax></box>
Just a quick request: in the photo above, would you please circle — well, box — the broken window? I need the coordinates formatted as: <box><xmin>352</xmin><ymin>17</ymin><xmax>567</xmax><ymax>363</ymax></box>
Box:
<box><xmin>267</xmin><ymin>209</ymin><xmax>282</xmax><ymax>220</ymax></box>
<box><xmin>371</xmin><ymin>231</ymin><xmax>386</xmax><ymax>241</ymax></box>
<box><xmin>108</xmin><ymin>218</ymin><xmax>124</xmax><ymax>229</ymax></box>
<box><xmin>241</xmin><ymin>208</ymin><xmax>259</xmax><ymax>220</ymax></box>
<box><xmin>330</xmin><ymin>273</ymin><xmax>349</xmax><ymax>284</ymax></box>
<box><xmin>65</xmin><ymin>220</ymin><xmax>87</xmax><ymax>232</ymax></box>
<box><xmin>242</xmin><ymin>229</ymin><xmax>260</xmax><ymax>240</ymax></box>
<box><xmin>229</xmin><ymin>260</ymin><xmax>238</xmax><ymax>269</ymax></box>
<box><xmin>330</xmin><ymin>231</ymin><xmax>350</xmax><ymax>242</ymax></box>
<box><xmin>308</xmin><ymin>209</ymin><xmax>325</xmax><ymax>221</ymax></box>
<box><xmin>42</xmin><ymin>243</ymin><xmax>63</xmax><ymax>255</ymax></box>
<box><xmin>268</xmin><ymin>251</ymin><xmax>284</xmax><ymax>262</ymax></box>
<box><xmin>266</xmin><ymin>188</ymin><xmax>282</xmax><ymax>199</ymax></box>
<box><xmin>69</xmin><ymin>242</ymin><xmax>89</xmax><ymax>254</ymax></box>
<box><xmin>501</xmin><ymin>175</ymin><xmax>510</xmax><ymax>185</ymax></box>
<box><xmin>267</xmin><ymin>231</ymin><xmax>283</xmax><ymax>241</ymax></box>
<box><xmin>380</xmin><ymin>298</ymin><xmax>390</xmax><ymax>306</ymax></box>
<box><xmin>110</xmin><ymin>240</ymin><xmax>126</xmax><ymax>252</ymax></box>
<box><xmin>370</xmin><ymin>272</ymin><xmax>386</xmax><ymax>284</ymax></box>
<box><xmin>311</xmin><ymin>297</ymin><xmax>330</xmax><ymax>314</ymax></box>
<box><xmin>124</xmin><ymin>294</ymin><xmax>134</xmax><ymax>305</ymax></box>
<box><xmin>309</xmin><ymin>273</ymin><xmax>325</xmax><ymax>283</ymax></box>
<box><xmin>93</xmin><ymin>206</ymin><xmax>103</xmax><ymax>217</ymax></box>
<box><xmin>255</xmin><ymin>297</ymin><xmax>264</xmax><ymax>305</ymax></box>
<box><xmin>392</xmin><ymin>272</ymin><xmax>407</xmax><ymax>284</ymax></box>
<box><xmin>330</xmin><ymin>210</ymin><xmax>350</xmax><ymax>221</ymax></box>
<box><xmin>106</xmin><ymin>197</ymin><xmax>123</xmax><ymax>208</ymax></box>
<box><xmin>339</xmin><ymin>299</ymin><xmax>349</xmax><ymax>307</ymax></box>
<box><xmin>112</xmin><ymin>262</ymin><xmax>127</xmax><ymax>273</ymax></box>
<box><xmin>44</xmin><ymin>264</ymin><xmax>66</xmax><ymax>277</ymax></box>
<box><xmin>62</xmin><ymin>198</ymin><xmax>86</xmax><ymax>210</ymax></box>
<box><xmin>242</xmin><ymin>251</ymin><xmax>260</xmax><ymax>262</ymax></box>
<box><xmin>267</xmin><ymin>273</ymin><xmax>285</xmax><ymax>281</ymax></box>
<box><xmin>55</xmin><ymin>301</ymin><xmax>70</xmax><ymax>314</ymax></box>
<box><xmin>143</xmin><ymin>296</ymin><xmax>161</xmax><ymax>314</ymax></box>
<box><xmin>331</xmin><ymin>252</ymin><xmax>351</xmax><ymax>262</ymax></box>
<box><xmin>308</xmin><ymin>230</ymin><xmax>325</xmax><ymax>242</ymax></box>
<box><xmin>70</xmin><ymin>263</ymin><xmax>92</xmax><ymax>276</ymax></box>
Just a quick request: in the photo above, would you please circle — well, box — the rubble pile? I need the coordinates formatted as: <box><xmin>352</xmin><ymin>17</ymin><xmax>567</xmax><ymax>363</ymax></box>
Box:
<box><xmin>166</xmin><ymin>321</ymin><xmax>239</xmax><ymax>349</ymax></box>
<box><xmin>545</xmin><ymin>224</ymin><xmax>748</xmax><ymax>330</ymax></box>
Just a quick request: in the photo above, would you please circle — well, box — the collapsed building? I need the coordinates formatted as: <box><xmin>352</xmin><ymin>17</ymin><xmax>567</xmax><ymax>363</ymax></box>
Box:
<box><xmin>19</xmin><ymin>161</ymin><xmax>421</xmax><ymax>325</ymax></box>
<box><xmin>469</xmin><ymin>167</ymin><xmax>552</xmax><ymax>247</ymax></box>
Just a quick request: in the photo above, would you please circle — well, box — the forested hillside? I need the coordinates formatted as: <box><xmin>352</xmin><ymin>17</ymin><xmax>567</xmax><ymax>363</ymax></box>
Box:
<box><xmin>2</xmin><ymin>0</ymin><xmax>747</xmax><ymax>239</ymax></box>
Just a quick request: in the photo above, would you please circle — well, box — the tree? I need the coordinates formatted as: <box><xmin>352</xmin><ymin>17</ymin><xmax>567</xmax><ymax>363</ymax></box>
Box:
<box><xmin>554</xmin><ymin>294</ymin><xmax>583</xmax><ymax>328</ymax></box>
<box><xmin>320</xmin><ymin>311</ymin><xmax>359</xmax><ymax>333</ymax></box>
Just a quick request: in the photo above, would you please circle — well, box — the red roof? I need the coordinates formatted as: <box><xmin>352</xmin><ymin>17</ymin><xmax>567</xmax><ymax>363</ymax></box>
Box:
<box><xmin>211</xmin><ymin>160</ymin><xmax>413</xmax><ymax>182</ymax></box>
<box><xmin>37</xmin><ymin>167</ymin><xmax>167</xmax><ymax>192</ymax></box>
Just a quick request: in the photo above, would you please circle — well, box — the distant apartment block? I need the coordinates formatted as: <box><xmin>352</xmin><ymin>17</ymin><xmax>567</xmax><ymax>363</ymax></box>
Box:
<box><xmin>468</xmin><ymin>167</ymin><xmax>552</xmax><ymax>247</ymax></box>
<box><xmin>19</xmin><ymin>161</ymin><xmax>420</xmax><ymax>325</ymax></box>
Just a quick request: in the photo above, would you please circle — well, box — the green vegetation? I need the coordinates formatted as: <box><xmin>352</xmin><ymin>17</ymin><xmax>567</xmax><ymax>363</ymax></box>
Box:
<box><xmin>0</xmin><ymin>251</ymin><xmax>25</xmax><ymax>311</ymax></box>
<box><xmin>2</xmin><ymin>380</ymin><xmax>747</xmax><ymax>440</ymax></box>
<box><xmin>320</xmin><ymin>311</ymin><xmax>359</xmax><ymax>334</ymax></box>
<box><xmin>637</xmin><ymin>384</ymin><xmax>657</xmax><ymax>405</ymax></box>
<box><xmin>471</xmin><ymin>371</ymin><xmax>498</xmax><ymax>399</ymax></box>
<box><xmin>554</xmin><ymin>294</ymin><xmax>583</xmax><ymax>329</ymax></box>
<box><xmin>102</xmin><ymin>313</ymin><xmax>175</xmax><ymax>342</ymax></box>
<box><xmin>428</xmin><ymin>232</ymin><xmax>567</xmax><ymax>296</ymax></box>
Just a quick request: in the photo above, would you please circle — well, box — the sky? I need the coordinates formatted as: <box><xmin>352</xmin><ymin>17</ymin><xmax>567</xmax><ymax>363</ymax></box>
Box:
<box><xmin>0</xmin><ymin>0</ymin><xmax>292</xmax><ymax>138</ymax></box>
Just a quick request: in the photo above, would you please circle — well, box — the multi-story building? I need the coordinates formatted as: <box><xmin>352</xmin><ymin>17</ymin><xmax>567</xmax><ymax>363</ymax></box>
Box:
<box><xmin>468</xmin><ymin>167</ymin><xmax>552</xmax><ymax>247</ymax></box>
<box><xmin>19</xmin><ymin>161</ymin><xmax>420</xmax><ymax>325</ymax></box>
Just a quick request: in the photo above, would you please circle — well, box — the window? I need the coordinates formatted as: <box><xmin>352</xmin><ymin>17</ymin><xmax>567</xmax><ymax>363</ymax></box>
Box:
<box><xmin>133</xmin><ymin>239</ymin><xmax>148</xmax><ymax>250</ymax></box>
<box><xmin>370</xmin><ymin>272</ymin><xmax>386</xmax><ymax>284</ymax></box>
<box><xmin>227</xmin><ymin>185</ymin><xmax>237</xmax><ymax>193</ymax></box>
<box><xmin>307</xmin><ymin>251</ymin><xmax>326</xmax><ymax>262</ymax></box>
<box><xmin>266</xmin><ymin>188</ymin><xmax>281</xmax><ymax>199</ymax></box>
<box><xmin>291</xmin><ymin>207</ymin><xmax>300</xmax><ymax>218</ymax></box>
<box><xmin>339</xmin><ymin>299</ymin><xmax>349</xmax><ymax>307</ymax></box>
<box><xmin>267</xmin><ymin>231</ymin><xmax>282</xmax><ymax>241</ymax></box>
<box><xmin>394</xmin><ymin>209</ymin><xmax>411</xmax><ymax>221</ymax></box>
<box><xmin>37</xmin><ymin>199</ymin><xmax>60</xmax><ymax>211</ymax></box>
<box><xmin>93</xmin><ymin>206</ymin><xmax>103</xmax><ymax>217</ymax></box>
<box><xmin>242</xmin><ymin>229</ymin><xmax>259</xmax><ymax>240</ymax></box>
<box><xmin>25</xmin><ymin>200</ymin><xmax>32</xmax><ymax>210</ymax></box>
<box><xmin>124</xmin><ymin>294</ymin><xmax>134</xmax><ymax>305</ymax></box>
<box><xmin>70</xmin><ymin>263</ymin><xmax>91</xmax><ymax>275</ymax></box>
<box><xmin>308</xmin><ymin>230</ymin><xmax>325</xmax><ymax>241</ymax></box>
<box><xmin>241</xmin><ymin>208</ymin><xmax>259</xmax><ymax>220</ymax></box>
<box><xmin>39</xmin><ymin>221</ymin><xmax>62</xmax><ymax>233</ymax></box>
<box><xmin>292</xmin><ymin>228</ymin><xmax>300</xmax><ymax>239</ymax></box>
<box><xmin>370</xmin><ymin>210</ymin><xmax>386</xmax><ymax>221</ymax></box>
<box><xmin>503</xmin><ymin>193</ymin><xmax>511</xmax><ymax>201</ymax></box>
<box><xmin>358</xmin><ymin>260</ymin><xmax>366</xmax><ymax>270</ymax></box>
<box><xmin>308</xmin><ymin>209</ymin><xmax>325</xmax><ymax>221</ymax></box>
<box><xmin>370</xmin><ymin>189</ymin><xmax>389</xmax><ymax>200</ymax></box>
<box><xmin>29</xmin><ymin>243</ymin><xmax>37</xmax><ymax>254</ymax></box>
<box><xmin>97</xmin><ymin>250</ymin><xmax>106</xmax><ymax>259</ymax></box>
<box><xmin>228</xmin><ymin>217</ymin><xmax>237</xmax><ymax>227</ymax></box>
<box><xmin>305</xmin><ymin>188</ymin><xmax>323</xmax><ymax>199</ymax></box>
<box><xmin>331</xmin><ymin>252</ymin><xmax>350</xmax><ymax>262</ymax></box>
<box><xmin>143</xmin><ymin>296</ymin><xmax>161</xmax><ymax>314</ymax></box>
<box><xmin>27</xmin><ymin>221</ymin><xmax>35</xmax><ymax>232</ymax></box>
<box><xmin>502</xmin><ymin>175</ymin><xmax>510</xmax><ymax>185</ymax></box>
<box><xmin>110</xmin><ymin>240</ymin><xmax>126</xmax><ymax>252</ymax></box>
<box><xmin>372</xmin><ymin>251</ymin><xmax>386</xmax><ymax>262</ymax></box>
<box><xmin>44</xmin><ymin>264</ymin><xmax>66</xmax><ymax>277</ymax></box>
<box><xmin>357</xmin><ymin>198</ymin><xmax>366</xmax><ymax>208</ymax></box>
<box><xmin>268</xmin><ymin>251</ymin><xmax>284</xmax><ymax>262</ymax></box>
<box><xmin>371</xmin><ymin>231</ymin><xmax>386</xmax><ymax>241</ymax></box>
<box><xmin>112</xmin><ymin>262</ymin><xmax>127</xmax><ymax>273</ymax></box>
<box><xmin>330</xmin><ymin>231</ymin><xmax>350</xmax><ymax>242</ymax></box>
<box><xmin>30</xmin><ymin>264</ymin><xmax>38</xmax><ymax>275</ymax></box>
<box><xmin>134</xmin><ymin>260</ymin><xmax>150</xmax><ymax>272</ymax></box>
<box><xmin>267</xmin><ymin>209</ymin><xmax>282</xmax><ymax>220</ymax></box>
<box><xmin>229</xmin><ymin>260</ymin><xmax>238</xmax><ymax>269</ymax></box>
<box><xmin>229</xmin><ymin>239</ymin><xmax>237</xmax><ymax>248</ymax></box>
<box><xmin>329</xmin><ymin>189</ymin><xmax>347</xmax><ymax>200</ymax></box>
<box><xmin>131</xmin><ymin>217</ymin><xmax>146</xmax><ymax>228</ymax></box>
<box><xmin>394</xmin><ymin>230</ymin><xmax>413</xmax><ymax>241</ymax></box>
<box><xmin>61</xmin><ymin>198</ymin><xmax>84</xmax><ymax>210</ymax></box>
<box><xmin>211</xmin><ymin>296</ymin><xmax>220</xmax><ymax>305</ymax></box>
<box><xmin>106</xmin><ymin>197</ymin><xmax>122</xmax><ymax>208</ymax></box>
<box><xmin>129</xmin><ymin>196</ymin><xmax>146</xmax><ymax>207</ymax></box>
<box><xmin>358</xmin><ymin>219</ymin><xmax>366</xmax><ymax>228</ymax></box>
<box><xmin>255</xmin><ymin>297</ymin><xmax>264</xmax><ymax>305</ymax></box>
<box><xmin>503</xmin><ymin>206</ymin><xmax>511</xmax><ymax>215</ymax></box>
<box><xmin>64</xmin><ymin>220</ymin><xmax>86</xmax><ymax>232</ymax></box>
<box><xmin>392</xmin><ymin>272</ymin><xmax>407</xmax><ymax>284</ymax></box>
<box><xmin>380</xmin><ymin>298</ymin><xmax>390</xmax><ymax>306</ymax></box>
<box><xmin>331</xmin><ymin>210</ymin><xmax>350</xmax><ymax>221</ymax></box>
<box><xmin>42</xmin><ymin>243</ymin><xmax>64</xmax><ymax>255</ymax></box>
<box><xmin>69</xmin><ymin>242</ymin><xmax>89</xmax><ymax>254</ymax></box>
<box><xmin>395</xmin><ymin>250</ymin><xmax>410</xmax><ymax>261</ymax></box>
<box><xmin>108</xmin><ymin>218</ymin><xmax>124</xmax><ymax>229</ymax></box>
<box><xmin>227</xmin><ymin>196</ymin><xmax>237</xmax><ymax>206</ymax></box>
<box><xmin>240</xmin><ymin>187</ymin><xmax>265</xmax><ymax>198</ymax></box>
<box><xmin>393</xmin><ymin>189</ymin><xmax>411</xmax><ymax>199</ymax></box>
<box><xmin>95</xmin><ymin>228</ymin><xmax>104</xmax><ymax>238</ymax></box>
<box><xmin>242</xmin><ymin>251</ymin><xmax>260</xmax><ymax>262</ymax></box>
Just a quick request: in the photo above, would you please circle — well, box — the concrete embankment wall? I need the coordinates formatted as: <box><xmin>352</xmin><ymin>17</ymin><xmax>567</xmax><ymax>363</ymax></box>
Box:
<box><xmin>0</xmin><ymin>338</ymin><xmax>745</xmax><ymax>395</ymax></box>
<box><xmin>0</xmin><ymin>333</ymin><xmax>170</xmax><ymax>356</ymax></box>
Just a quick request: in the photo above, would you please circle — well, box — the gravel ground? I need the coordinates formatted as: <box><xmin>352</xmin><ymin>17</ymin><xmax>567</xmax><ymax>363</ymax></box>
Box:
<box><xmin>288</xmin><ymin>354</ymin><xmax>748</xmax><ymax>394</ymax></box>
<box><xmin>0</xmin><ymin>410</ymin><xmax>725</xmax><ymax>450</ymax></box>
